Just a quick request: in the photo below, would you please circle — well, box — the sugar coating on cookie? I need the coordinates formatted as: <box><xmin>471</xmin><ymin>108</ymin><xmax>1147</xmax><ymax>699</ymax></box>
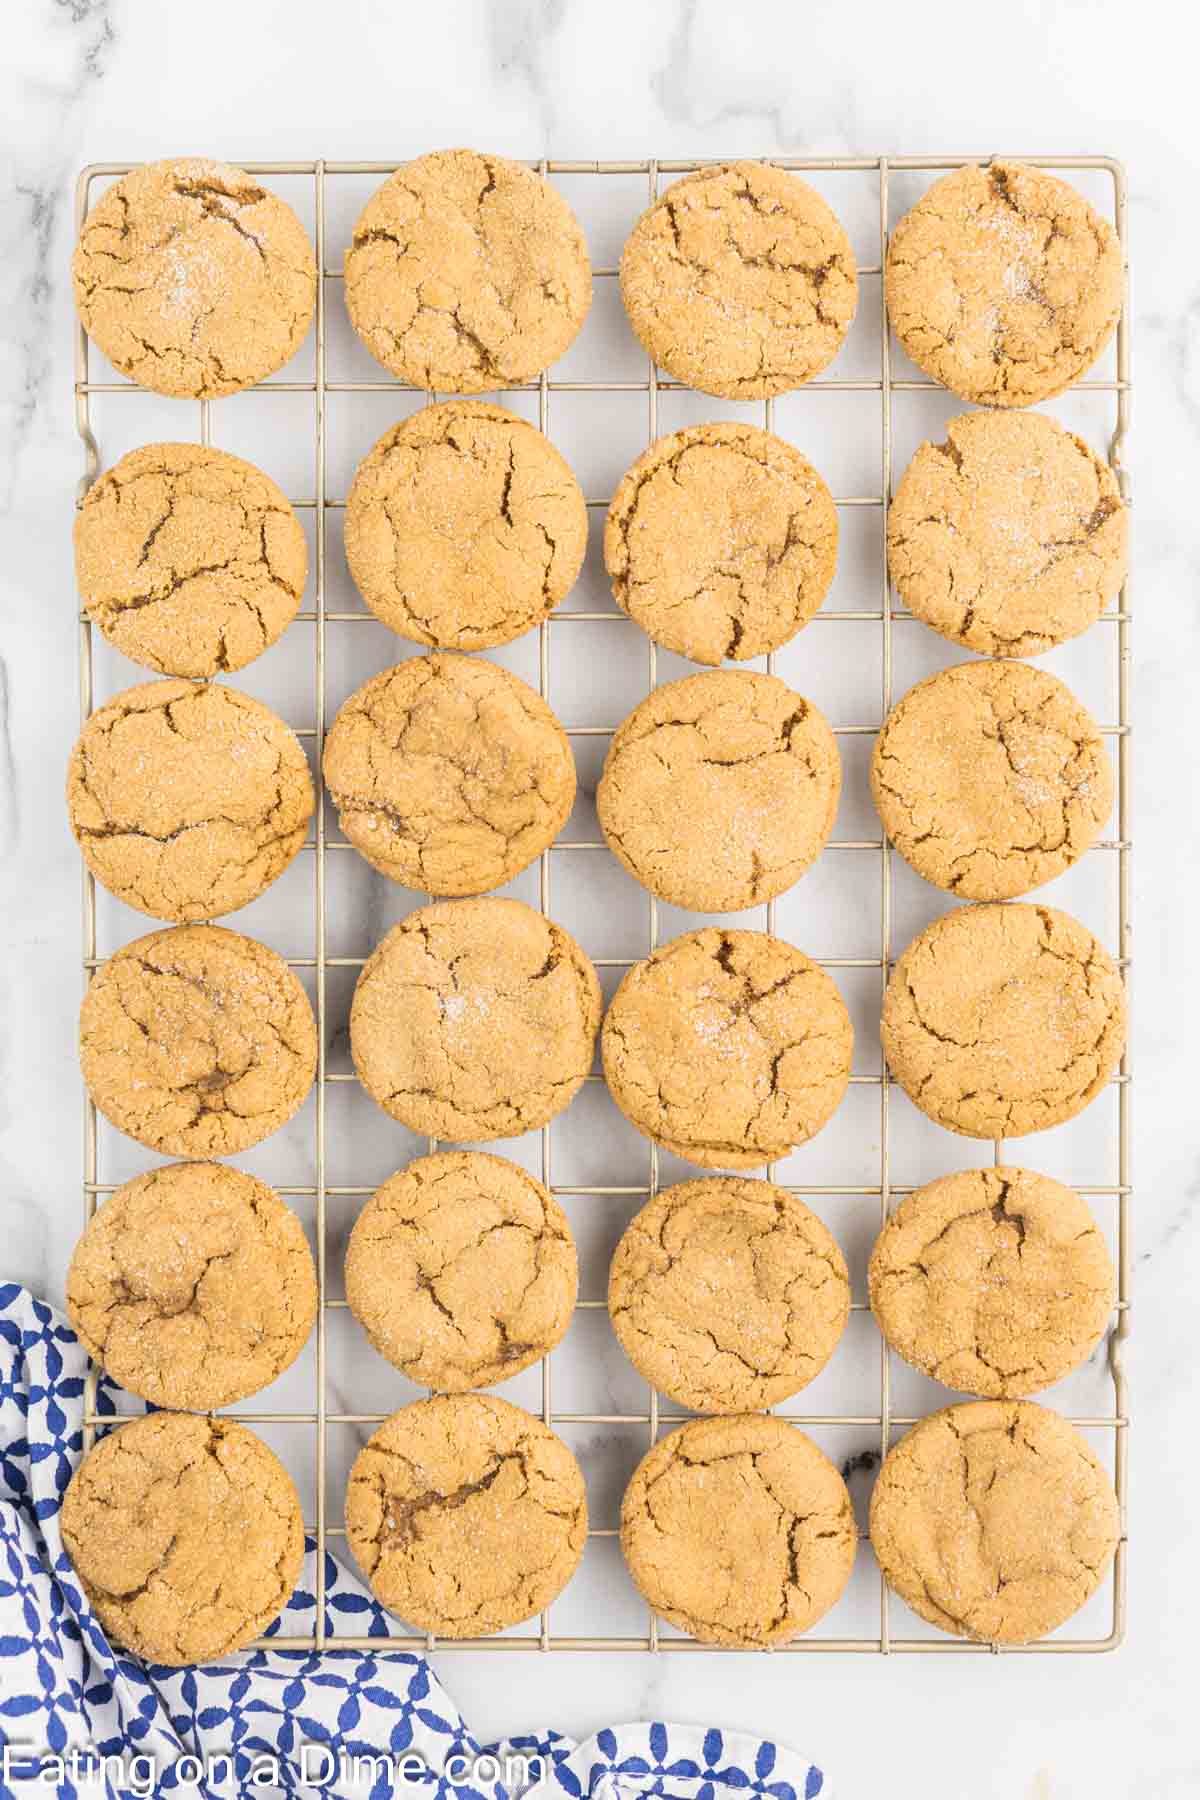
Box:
<box><xmin>68</xmin><ymin>680</ymin><xmax>314</xmax><ymax>923</ymax></box>
<box><xmin>73</xmin><ymin>157</ymin><xmax>316</xmax><ymax>399</ymax></box>
<box><xmin>344</xmin><ymin>149</ymin><xmax>590</xmax><ymax>391</ymax></box>
<box><xmin>869</xmin><ymin>1399</ymin><xmax>1120</xmax><ymax>1642</ymax></box>
<box><xmin>60</xmin><ymin>1413</ymin><xmax>304</xmax><ymax>1664</ymax></box>
<box><xmin>602</xmin><ymin>928</ymin><xmax>853</xmax><ymax>1170</ymax></box>
<box><xmin>68</xmin><ymin>1162</ymin><xmax>317</xmax><ymax>1410</ymax></box>
<box><xmin>605</xmin><ymin>423</ymin><xmax>838</xmax><ymax>665</ymax></box>
<box><xmin>887</xmin><ymin>411</ymin><xmax>1127</xmax><ymax>656</ymax></box>
<box><xmin>323</xmin><ymin>654</ymin><xmax>576</xmax><ymax>896</ymax></box>
<box><xmin>872</xmin><ymin>661</ymin><xmax>1113</xmax><ymax>901</ymax></box>
<box><xmin>345</xmin><ymin>401</ymin><xmax>588</xmax><ymax>649</ymax></box>
<box><xmin>620</xmin><ymin>163</ymin><xmax>857</xmax><ymax>399</ymax></box>
<box><xmin>598</xmin><ymin>670</ymin><xmax>840</xmax><ymax>912</ymax></box>
<box><xmin>80</xmin><ymin>923</ymin><xmax>318</xmax><ymax>1157</ymax></box>
<box><xmin>621</xmin><ymin>1415</ymin><xmax>856</xmax><ymax>1647</ymax></box>
<box><xmin>345</xmin><ymin>1394</ymin><xmax>587</xmax><ymax>1636</ymax></box>
<box><xmin>609</xmin><ymin>1177</ymin><xmax>849</xmax><ymax>1411</ymax></box>
<box><xmin>350</xmin><ymin>898</ymin><xmax>601</xmax><ymax>1142</ymax></box>
<box><xmin>75</xmin><ymin>444</ymin><xmax>307</xmax><ymax>678</ymax></box>
<box><xmin>881</xmin><ymin>903</ymin><xmax>1126</xmax><ymax>1139</ymax></box>
<box><xmin>885</xmin><ymin>162</ymin><xmax>1123</xmax><ymax>407</ymax></box>
<box><xmin>345</xmin><ymin>1151</ymin><xmax>577</xmax><ymax>1390</ymax></box>
<box><xmin>869</xmin><ymin>1167</ymin><xmax>1115</xmax><ymax>1398</ymax></box>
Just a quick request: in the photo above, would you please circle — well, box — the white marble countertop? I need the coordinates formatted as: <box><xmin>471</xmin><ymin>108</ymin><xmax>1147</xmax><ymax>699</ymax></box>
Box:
<box><xmin>1</xmin><ymin>3</ymin><xmax>1195</xmax><ymax>1795</ymax></box>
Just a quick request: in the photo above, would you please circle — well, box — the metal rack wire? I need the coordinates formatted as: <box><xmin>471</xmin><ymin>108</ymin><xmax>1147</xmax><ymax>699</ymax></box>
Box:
<box><xmin>74</xmin><ymin>154</ymin><xmax>1131</xmax><ymax>1655</ymax></box>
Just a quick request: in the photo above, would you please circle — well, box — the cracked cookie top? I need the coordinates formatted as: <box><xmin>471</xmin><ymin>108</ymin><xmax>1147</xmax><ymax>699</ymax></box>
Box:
<box><xmin>67</xmin><ymin>1161</ymin><xmax>317</xmax><ymax>1411</ymax></box>
<box><xmin>871</xmin><ymin>661</ymin><xmax>1113</xmax><ymax>901</ymax></box>
<box><xmin>350</xmin><ymin>898</ymin><xmax>601</xmax><ymax>1142</ymax></box>
<box><xmin>344</xmin><ymin>149</ymin><xmax>590</xmax><ymax>391</ymax></box>
<box><xmin>75</xmin><ymin>443</ymin><xmax>307</xmax><ymax>678</ymax></box>
<box><xmin>609</xmin><ymin>1177</ymin><xmax>849</xmax><ymax>1411</ymax></box>
<box><xmin>869</xmin><ymin>1166</ymin><xmax>1114</xmax><ymax>1400</ymax></box>
<box><xmin>345</xmin><ymin>401</ymin><xmax>588</xmax><ymax>649</ymax></box>
<box><xmin>620</xmin><ymin>162</ymin><xmax>857</xmax><ymax>399</ymax></box>
<box><xmin>869</xmin><ymin>1399</ymin><xmax>1120</xmax><ymax>1642</ymax></box>
<box><xmin>60</xmin><ymin>1413</ymin><xmax>304</xmax><ymax>1664</ymax></box>
<box><xmin>621</xmin><ymin>1415</ymin><xmax>856</xmax><ymax>1647</ymax></box>
<box><xmin>323</xmin><ymin>654</ymin><xmax>575</xmax><ymax>895</ymax></box>
<box><xmin>601</xmin><ymin>928</ymin><xmax>853</xmax><ymax>1170</ymax></box>
<box><xmin>72</xmin><ymin>157</ymin><xmax>316</xmax><ymax>398</ymax></box>
<box><xmin>881</xmin><ymin>903</ymin><xmax>1126</xmax><ymax>1140</ymax></box>
<box><xmin>345</xmin><ymin>1151</ymin><xmax>577</xmax><ymax>1391</ymax></box>
<box><xmin>885</xmin><ymin>162</ymin><xmax>1123</xmax><ymax>408</ymax></box>
<box><xmin>68</xmin><ymin>679</ymin><xmax>315</xmax><ymax>923</ymax></box>
<box><xmin>605</xmin><ymin>423</ymin><xmax>838</xmax><ymax>665</ymax></box>
<box><xmin>79</xmin><ymin>923</ymin><xmax>318</xmax><ymax>1157</ymax></box>
<box><xmin>598</xmin><ymin>670</ymin><xmax>840</xmax><ymax>911</ymax></box>
<box><xmin>345</xmin><ymin>1393</ymin><xmax>587</xmax><ymax>1636</ymax></box>
<box><xmin>887</xmin><ymin>410</ymin><xmax>1128</xmax><ymax>656</ymax></box>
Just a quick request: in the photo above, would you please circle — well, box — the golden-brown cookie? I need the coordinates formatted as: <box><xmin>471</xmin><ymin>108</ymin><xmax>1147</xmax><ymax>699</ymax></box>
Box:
<box><xmin>60</xmin><ymin>1413</ymin><xmax>304</xmax><ymax>1664</ymax></box>
<box><xmin>869</xmin><ymin>1167</ymin><xmax>1115</xmax><ymax>1397</ymax></box>
<box><xmin>73</xmin><ymin>157</ymin><xmax>316</xmax><ymax>398</ymax></box>
<box><xmin>67</xmin><ymin>1162</ymin><xmax>317</xmax><ymax>1410</ymax></box>
<box><xmin>881</xmin><ymin>903</ymin><xmax>1126</xmax><ymax>1139</ymax></box>
<box><xmin>350</xmin><ymin>898</ymin><xmax>600</xmax><ymax>1142</ymax></box>
<box><xmin>602</xmin><ymin>928</ymin><xmax>852</xmax><ymax>1170</ymax></box>
<box><xmin>75</xmin><ymin>443</ymin><xmax>307</xmax><ymax>678</ymax></box>
<box><xmin>887</xmin><ymin>411</ymin><xmax>1128</xmax><ymax>655</ymax></box>
<box><xmin>609</xmin><ymin>1177</ymin><xmax>849</xmax><ymax>1411</ymax></box>
<box><xmin>345</xmin><ymin>1151</ymin><xmax>577</xmax><ymax>1390</ymax></box>
<box><xmin>869</xmin><ymin>1399</ymin><xmax>1120</xmax><ymax>1642</ymax></box>
<box><xmin>345</xmin><ymin>1394</ymin><xmax>587</xmax><ymax>1636</ymax></box>
<box><xmin>621</xmin><ymin>1415</ymin><xmax>856</xmax><ymax>1646</ymax></box>
<box><xmin>68</xmin><ymin>680</ymin><xmax>314</xmax><ymax>923</ymax></box>
<box><xmin>79</xmin><ymin>924</ymin><xmax>318</xmax><ymax>1157</ymax></box>
<box><xmin>885</xmin><ymin>161</ymin><xmax>1123</xmax><ymax>407</ymax></box>
<box><xmin>598</xmin><ymin>671</ymin><xmax>840</xmax><ymax>911</ymax></box>
<box><xmin>344</xmin><ymin>149</ymin><xmax>590</xmax><ymax>391</ymax></box>
<box><xmin>620</xmin><ymin>163</ymin><xmax>857</xmax><ymax>399</ymax></box>
<box><xmin>323</xmin><ymin>654</ymin><xmax>575</xmax><ymax>895</ymax></box>
<box><xmin>871</xmin><ymin>661</ymin><xmax>1113</xmax><ymax>900</ymax></box>
<box><xmin>605</xmin><ymin>424</ymin><xmax>837</xmax><ymax>664</ymax></box>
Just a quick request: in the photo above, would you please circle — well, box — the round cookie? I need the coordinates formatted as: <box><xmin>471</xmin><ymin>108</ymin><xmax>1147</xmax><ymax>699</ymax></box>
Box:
<box><xmin>601</xmin><ymin>928</ymin><xmax>852</xmax><ymax>1170</ymax></box>
<box><xmin>344</xmin><ymin>401</ymin><xmax>588</xmax><ymax>650</ymax></box>
<box><xmin>869</xmin><ymin>1399</ymin><xmax>1120</xmax><ymax>1642</ymax></box>
<box><xmin>605</xmin><ymin>424</ymin><xmax>838</xmax><ymax>665</ymax></box>
<box><xmin>609</xmin><ymin>1177</ymin><xmax>849</xmax><ymax>1411</ymax></box>
<box><xmin>75</xmin><ymin>443</ymin><xmax>307</xmax><ymax>678</ymax></box>
<box><xmin>60</xmin><ymin>1413</ymin><xmax>304</xmax><ymax>1664</ymax></box>
<box><xmin>73</xmin><ymin>157</ymin><xmax>316</xmax><ymax>398</ymax></box>
<box><xmin>345</xmin><ymin>1151</ymin><xmax>577</xmax><ymax>1390</ymax></box>
<box><xmin>323</xmin><ymin>654</ymin><xmax>576</xmax><ymax>896</ymax></box>
<box><xmin>345</xmin><ymin>1394</ymin><xmax>587</xmax><ymax>1636</ymax></box>
<box><xmin>350</xmin><ymin>898</ymin><xmax>600</xmax><ymax>1142</ymax></box>
<box><xmin>68</xmin><ymin>680</ymin><xmax>314</xmax><ymax>923</ymax></box>
<box><xmin>887</xmin><ymin>411</ymin><xmax>1128</xmax><ymax>656</ymax></box>
<box><xmin>871</xmin><ymin>661</ymin><xmax>1113</xmax><ymax>900</ymax></box>
<box><xmin>79</xmin><ymin>923</ymin><xmax>318</xmax><ymax>1157</ymax></box>
<box><xmin>869</xmin><ymin>1167</ymin><xmax>1115</xmax><ymax>1397</ymax></box>
<box><xmin>885</xmin><ymin>161</ymin><xmax>1123</xmax><ymax>407</ymax></box>
<box><xmin>620</xmin><ymin>162</ymin><xmax>857</xmax><ymax>399</ymax></box>
<box><xmin>67</xmin><ymin>1162</ymin><xmax>317</xmax><ymax>1410</ymax></box>
<box><xmin>621</xmin><ymin>1415</ymin><xmax>856</xmax><ymax>1647</ymax></box>
<box><xmin>598</xmin><ymin>670</ymin><xmax>840</xmax><ymax>911</ymax></box>
<box><xmin>344</xmin><ymin>149</ymin><xmax>590</xmax><ymax>391</ymax></box>
<box><xmin>881</xmin><ymin>903</ymin><xmax>1126</xmax><ymax>1139</ymax></box>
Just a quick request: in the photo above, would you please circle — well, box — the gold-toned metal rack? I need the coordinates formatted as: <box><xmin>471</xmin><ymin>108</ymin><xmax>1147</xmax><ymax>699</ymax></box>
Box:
<box><xmin>74</xmin><ymin>154</ymin><xmax>1131</xmax><ymax>1655</ymax></box>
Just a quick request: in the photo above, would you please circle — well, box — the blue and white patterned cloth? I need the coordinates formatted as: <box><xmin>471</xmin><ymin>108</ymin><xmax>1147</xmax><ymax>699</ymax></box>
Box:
<box><xmin>0</xmin><ymin>1285</ymin><xmax>827</xmax><ymax>1799</ymax></box>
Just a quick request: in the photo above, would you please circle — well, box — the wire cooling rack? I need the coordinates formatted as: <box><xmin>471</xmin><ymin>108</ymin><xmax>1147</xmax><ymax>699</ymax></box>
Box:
<box><xmin>73</xmin><ymin>155</ymin><xmax>1131</xmax><ymax>1655</ymax></box>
